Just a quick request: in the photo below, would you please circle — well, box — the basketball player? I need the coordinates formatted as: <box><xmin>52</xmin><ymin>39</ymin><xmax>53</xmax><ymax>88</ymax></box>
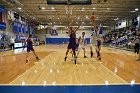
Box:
<box><xmin>64</xmin><ymin>19</ymin><xmax>82</xmax><ymax>64</ymax></box>
<box><xmin>90</xmin><ymin>30</ymin><xmax>96</xmax><ymax>57</ymax></box>
<box><xmin>25</xmin><ymin>35</ymin><xmax>39</xmax><ymax>63</ymax></box>
<box><xmin>77</xmin><ymin>32</ymin><xmax>87</xmax><ymax>58</ymax></box>
<box><xmin>90</xmin><ymin>18</ymin><xmax>98</xmax><ymax>57</ymax></box>
<box><xmin>133</xmin><ymin>35</ymin><xmax>140</xmax><ymax>54</ymax></box>
<box><xmin>95</xmin><ymin>36</ymin><xmax>102</xmax><ymax>60</ymax></box>
<box><xmin>136</xmin><ymin>50</ymin><xmax>140</xmax><ymax>61</ymax></box>
<box><xmin>134</xmin><ymin>35</ymin><xmax>140</xmax><ymax>61</ymax></box>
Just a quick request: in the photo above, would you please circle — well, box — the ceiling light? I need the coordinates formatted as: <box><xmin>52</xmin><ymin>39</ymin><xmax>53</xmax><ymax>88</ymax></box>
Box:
<box><xmin>113</xmin><ymin>17</ymin><xmax>119</xmax><ymax>20</ymax></box>
<box><xmin>52</xmin><ymin>7</ymin><xmax>54</xmax><ymax>9</ymax></box>
<box><xmin>41</xmin><ymin>7</ymin><xmax>45</xmax><ymax>10</ymax></box>
<box><xmin>18</xmin><ymin>7</ymin><xmax>21</xmax><ymax>10</ymax></box>
<box><xmin>107</xmin><ymin>8</ymin><xmax>110</xmax><ymax>10</ymax></box>
<box><xmin>135</xmin><ymin>8</ymin><xmax>139</xmax><ymax>11</ymax></box>
<box><xmin>82</xmin><ymin>8</ymin><xmax>85</xmax><ymax>10</ymax></box>
<box><xmin>97</xmin><ymin>17</ymin><xmax>99</xmax><ymax>19</ymax></box>
<box><xmin>103</xmin><ymin>26</ymin><xmax>109</xmax><ymax>27</ymax></box>
<box><xmin>130</xmin><ymin>11</ymin><xmax>136</xmax><ymax>13</ymax></box>
<box><xmin>93</xmin><ymin>8</ymin><xmax>96</xmax><ymax>10</ymax></box>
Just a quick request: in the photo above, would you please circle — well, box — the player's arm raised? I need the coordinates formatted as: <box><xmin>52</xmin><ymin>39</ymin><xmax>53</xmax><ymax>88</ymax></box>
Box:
<box><xmin>74</xmin><ymin>19</ymin><xmax>82</xmax><ymax>32</ymax></box>
<box><xmin>68</xmin><ymin>20</ymin><xmax>74</xmax><ymax>36</ymax></box>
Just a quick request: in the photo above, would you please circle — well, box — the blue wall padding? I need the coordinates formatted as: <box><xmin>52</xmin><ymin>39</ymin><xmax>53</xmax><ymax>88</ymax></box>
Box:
<box><xmin>46</xmin><ymin>38</ymin><xmax>90</xmax><ymax>44</ymax></box>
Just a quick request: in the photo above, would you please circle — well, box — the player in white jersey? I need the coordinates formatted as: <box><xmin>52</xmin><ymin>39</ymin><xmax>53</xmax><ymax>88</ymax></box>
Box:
<box><xmin>90</xmin><ymin>31</ymin><xmax>96</xmax><ymax>57</ymax></box>
<box><xmin>77</xmin><ymin>32</ymin><xmax>87</xmax><ymax>58</ymax></box>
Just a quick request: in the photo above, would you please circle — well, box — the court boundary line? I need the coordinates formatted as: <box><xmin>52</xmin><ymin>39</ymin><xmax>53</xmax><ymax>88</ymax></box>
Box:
<box><xmin>1</xmin><ymin>83</ymin><xmax>140</xmax><ymax>86</ymax></box>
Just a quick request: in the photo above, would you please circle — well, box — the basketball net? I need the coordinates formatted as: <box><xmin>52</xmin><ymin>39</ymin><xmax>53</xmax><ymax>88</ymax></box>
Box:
<box><xmin>65</xmin><ymin>6</ymin><xmax>74</xmax><ymax>15</ymax></box>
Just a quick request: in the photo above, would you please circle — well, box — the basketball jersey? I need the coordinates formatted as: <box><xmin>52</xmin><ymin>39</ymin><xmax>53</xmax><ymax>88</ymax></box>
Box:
<box><xmin>90</xmin><ymin>32</ymin><xmax>96</xmax><ymax>44</ymax></box>
<box><xmin>69</xmin><ymin>32</ymin><xmax>76</xmax><ymax>44</ymax></box>
<box><xmin>79</xmin><ymin>36</ymin><xmax>85</xmax><ymax>45</ymax></box>
<box><xmin>27</xmin><ymin>38</ymin><xmax>33</xmax><ymax>47</ymax></box>
<box><xmin>96</xmin><ymin>39</ymin><xmax>101</xmax><ymax>46</ymax></box>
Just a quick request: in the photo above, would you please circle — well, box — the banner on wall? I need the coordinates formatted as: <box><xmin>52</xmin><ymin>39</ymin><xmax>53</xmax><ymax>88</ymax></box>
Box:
<box><xmin>0</xmin><ymin>6</ymin><xmax>7</xmax><ymax>30</ymax></box>
<box><xmin>0</xmin><ymin>22</ymin><xmax>6</xmax><ymax>30</ymax></box>
<box><xmin>50</xmin><ymin>26</ymin><xmax>58</xmax><ymax>36</ymax></box>
<box><xmin>25</xmin><ymin>25</ymin><xmax>28</xmax><ymax>34</ymax></box>
<box><xmin>30</xmin><ymin>25</ymin><xmax>33</xmax><ymax>34</ymax></box>
<box><xmin>18</xmin><ymin>23</ymin><xmax>21</xmax><ymax>33</ymax></box>
<box><xmin>13</xmin><ymin>21</ymin><xmax>18</xmax><ymax>33</ymax></box>
<box><xmin>21</xmin><ymin>24</ymin><xmax>25</xmax><ymax>33</ymax></box>
<box><xmin>0</xmin><ymin>6</ymin><xmax>5</xmax><ymax>13</ymax></box>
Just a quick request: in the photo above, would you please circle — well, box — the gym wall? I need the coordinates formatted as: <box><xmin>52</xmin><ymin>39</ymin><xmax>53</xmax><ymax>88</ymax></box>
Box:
<box><xmin>35</xmin><ymin>27</ymin><xmax>92</xmax><ymax>44</ymax></box>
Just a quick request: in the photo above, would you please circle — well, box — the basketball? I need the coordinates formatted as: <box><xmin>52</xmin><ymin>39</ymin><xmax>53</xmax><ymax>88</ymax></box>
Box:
<box><xmin>91</xmin><ymin>15</ymin><xmax>95</xmax><ymax>21</ymax></box>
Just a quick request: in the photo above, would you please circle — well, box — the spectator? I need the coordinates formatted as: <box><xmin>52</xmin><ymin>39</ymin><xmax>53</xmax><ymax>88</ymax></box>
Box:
<box><xmin>10</xmin><ymin>37</ymin><xmax>15</xmax><ymax>50</ymax></box>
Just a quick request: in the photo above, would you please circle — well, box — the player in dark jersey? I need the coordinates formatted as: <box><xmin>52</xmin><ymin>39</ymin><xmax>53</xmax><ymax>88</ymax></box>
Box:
<box><xmin>64</xmin><ymin>20</ymin><xmax>82</xmax><ymax>64</ymax></box>
<box><xmin>25</xmin><ymin>35</ymin><xmax>39</xmax><ymax>63</ymax></box>
<box><xmin>95</xmin><ymin>37</ymin><xmax>102</xmax><ymax>60</ymax></box>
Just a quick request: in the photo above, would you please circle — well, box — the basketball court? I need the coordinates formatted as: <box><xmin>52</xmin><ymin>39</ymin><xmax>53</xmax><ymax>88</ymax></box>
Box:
<box><xmin>0</xmin><ymin>45</ymin><xmax>139</xmax><ymax>85</ymax></box>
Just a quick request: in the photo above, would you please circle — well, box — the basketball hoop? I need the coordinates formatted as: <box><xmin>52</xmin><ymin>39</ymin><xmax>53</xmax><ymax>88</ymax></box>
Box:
<box><xmin>65</xmin><ymin>6</ymin><xmax>74</xmax><ymax>15</ymax></box>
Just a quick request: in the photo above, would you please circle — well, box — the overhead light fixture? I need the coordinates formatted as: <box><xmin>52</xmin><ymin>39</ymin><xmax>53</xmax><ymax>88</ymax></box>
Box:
<box><xmin>135</xmin><ymin>8</ymin><xmax>139</xmax><ymax>11</ymax></box>
<box><xmin>97</xmin><ymin>17</ymin><xmax>99</xmax><ymax>19</ymax></box>
<box><xmin>82</xmin><ymin>8</ymin><xmax>85</xmax><ymax>10</ymax></box>
<box><xmin>113</xmin><ymin>17</ymin><xmax>119</xmax><ymax>20</ymax></box>
<box><xmin>93</xmin><ymin>8</ymin><xmax>96</xmax><ymax>10</ymax></box>
<box><xmin>103</xmin><ymin>26</ymin><xmax>109</xmax><ymax>27</ymax></box>
<box><xmin>18</xmin><ymin>7</ymin><xmax>21</xmax><ymax>10</ymax></box>
<box><xmin>52</xmin><ymin>7</ymin><xmax>55</xmax><ymax>10</ymax></box>
<box><xmin>107</xmin><ymin>8</ymin><xmax>110</xmax><ymax>10</ymax></box>
<box><xmin>130</xmin><ymin>11</ymin><xmax>136</xmax><ymax>13</ymax></box>
<box><xmin>41</xmin><ymin>7</ymin><xmax>45</xmax><ymax>10</ymax></box>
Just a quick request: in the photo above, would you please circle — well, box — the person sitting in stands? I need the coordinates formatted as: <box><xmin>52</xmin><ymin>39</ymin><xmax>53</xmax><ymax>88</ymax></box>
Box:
<box><xmin>1</xmin><ymin>42</ymin><xmax>5</xmax><ymax>49</ymax></box>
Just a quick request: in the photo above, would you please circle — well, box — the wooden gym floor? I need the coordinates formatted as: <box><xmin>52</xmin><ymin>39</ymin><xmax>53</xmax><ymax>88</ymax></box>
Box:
<box><xmin>0</xmin><ymin>44</ymin><xmax>140</xmax><ymax>85</ymax></box>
